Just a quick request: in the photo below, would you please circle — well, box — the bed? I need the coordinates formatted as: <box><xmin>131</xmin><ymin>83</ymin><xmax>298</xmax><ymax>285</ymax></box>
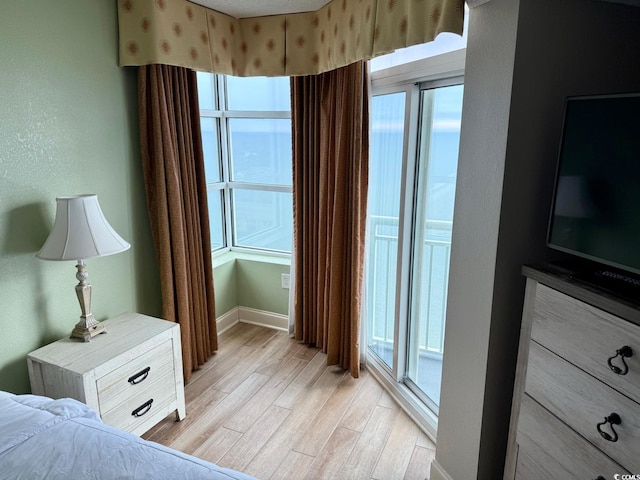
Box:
<box><xmin>0</xmin><ymin>390</ymin><xmax>255</xmax><ymax>480</ymax></box>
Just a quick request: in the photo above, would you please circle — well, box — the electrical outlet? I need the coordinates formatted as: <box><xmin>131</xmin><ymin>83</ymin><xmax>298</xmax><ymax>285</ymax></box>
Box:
<box><xmin>281</xmin><ymin>273</ymin><xmax>290</xmax><ymax>289</ymax></box>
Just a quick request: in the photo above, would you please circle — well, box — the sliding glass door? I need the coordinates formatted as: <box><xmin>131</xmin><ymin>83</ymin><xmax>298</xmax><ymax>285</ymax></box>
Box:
<box><xmin>406</xmin><ymin>84</ymin><xmax>463</xmax><ymax>411</ymax></box>
<box><xmin>365</xmin><ymin>81</ymin><xmax>463</xmax><ymax>423</ymax></box>
<box><xmin>366</xmin><ymin>91</ymin><xmax>407</xmax><ymax>371</ymax></box>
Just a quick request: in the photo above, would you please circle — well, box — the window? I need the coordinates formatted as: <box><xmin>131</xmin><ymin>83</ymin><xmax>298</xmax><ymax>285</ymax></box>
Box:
<box><xmin>197</xmin><ymin>74</ymin><xmax>293</xmax><ymax>254</ymax></box>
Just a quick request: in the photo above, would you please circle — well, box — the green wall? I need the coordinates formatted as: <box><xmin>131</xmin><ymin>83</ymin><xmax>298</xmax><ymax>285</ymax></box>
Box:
<box><xmin>212</xmin><ymin>260</ymin><xmax>238</xmax><ymax>316</ymax></box>
<box><xmin>237</xmin><ymin>259</ymin><xmax>290</xmax><ymax>315</ymax></box>
<box><xmin>213</xmin><ymin>254</ymin><xmax>291</xmax><ymax>316</ymax></box>
<box><xmin>0</xmin><ymin>0</ymin><xmax>292</xmax><ymax>395</ymax></box>
<box><xmin>0</xmin><ymin>0</ymin><xmax>161</xmax><ymax>394</ymax></box>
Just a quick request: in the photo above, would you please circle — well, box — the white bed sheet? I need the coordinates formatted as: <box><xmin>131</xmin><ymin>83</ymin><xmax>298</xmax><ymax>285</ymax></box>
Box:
<box><xmin>0</xmin><ymin>392</ymin><xmax>256</xmax><ymax>480</ymax></box>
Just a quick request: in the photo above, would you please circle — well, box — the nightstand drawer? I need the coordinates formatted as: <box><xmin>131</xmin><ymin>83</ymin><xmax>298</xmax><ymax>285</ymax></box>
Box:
<box><xmin>516</xmin><ymin>394</ymin><xmax>628</xmax><ymax>480</ymax></box>
<box><xmin>101</xmin><ymin>369</ymin><xmax>176</xmax><ymax>433</ymax></box>
<box><xmin>526</xmin><ymin>341</ymin><xmax>640</xmax><ymax>472</ymax></box>
<box><xmin>531</xmin><ymin>284</ymin><xmax>640</xmax><ymax>403</ymax></box>
<box><xmin>96</xmin><ymin>339</ymin><xmax>174</xmax><ymax>414</ymax></box>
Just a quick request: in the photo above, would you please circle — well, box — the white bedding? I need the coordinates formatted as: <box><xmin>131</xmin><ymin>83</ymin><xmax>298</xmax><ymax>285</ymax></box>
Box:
<box><xmin>0</xmin><ymin>391</ymin><xmax>256</xmax><ymax>480</ymax></box>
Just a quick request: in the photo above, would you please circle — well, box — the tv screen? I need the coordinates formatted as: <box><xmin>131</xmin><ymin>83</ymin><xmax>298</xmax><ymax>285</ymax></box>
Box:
<box><xmin>547</xmin><ymin>93</ymin><xmax>640</xmax><ymax>276</ymax></box>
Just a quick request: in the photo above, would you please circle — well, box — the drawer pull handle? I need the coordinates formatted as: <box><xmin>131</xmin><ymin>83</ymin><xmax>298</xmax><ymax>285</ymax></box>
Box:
<box><xmin>132</xmin><ymin>399</ymin><xmax>154</xmax><ymax>417</ymax></box>
<box><xmin>128</xmin><ymin>366</ymin><xmax>151</xmax><ymax>385</ymax></box>
<box><xmin>596</xmin><ymin>413</ymin><xmax>621</xmax><ymax>442</ymax></box>
<box><xmin>594</xmin><ymin>477</ymin><xmax>606</xmax><ymax>480</ymax></box>
<box><xmin>607</xmin><ymin>346</ymin><xmax>633</xmax><ymax>375</ymax></box>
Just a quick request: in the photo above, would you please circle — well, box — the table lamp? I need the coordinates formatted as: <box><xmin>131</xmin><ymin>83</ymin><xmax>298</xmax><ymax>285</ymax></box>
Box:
<box><xmin>36</xmin><ymin>194</ymin><xmax>131</xmax><ymax>341</ymax></box>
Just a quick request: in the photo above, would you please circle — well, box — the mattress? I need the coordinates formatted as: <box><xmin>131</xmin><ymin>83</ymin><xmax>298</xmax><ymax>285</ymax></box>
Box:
<box><xmin>0</xmin><ymin>391</ymin><xmax>255</xmax><ymax>480</ymax></box>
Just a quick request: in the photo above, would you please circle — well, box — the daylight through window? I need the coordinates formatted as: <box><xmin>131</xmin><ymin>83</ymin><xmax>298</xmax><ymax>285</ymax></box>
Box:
<box><xmin>197</xmin><ymin>73</ymin><xmax>293</xmax><ymax>254</ymax></box>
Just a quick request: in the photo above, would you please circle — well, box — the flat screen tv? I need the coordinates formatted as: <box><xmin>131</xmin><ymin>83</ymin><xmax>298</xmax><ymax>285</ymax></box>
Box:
<box><xmin>547</xmin><ymin>92</ymin><xmax>640</xmax><ymax>283</ymax></box>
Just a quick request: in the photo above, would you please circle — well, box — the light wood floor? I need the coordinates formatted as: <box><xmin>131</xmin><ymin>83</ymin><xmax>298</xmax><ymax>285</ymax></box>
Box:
<box><xmin>143</xmin><ymin>322</ymin><xmax>436</xmax><ymax>480</ymax></box>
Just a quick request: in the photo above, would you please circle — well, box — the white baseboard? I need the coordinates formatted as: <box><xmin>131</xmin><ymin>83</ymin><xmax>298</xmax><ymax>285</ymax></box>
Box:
<box><xmin>238</xmin><ymin>306</ymin><xmax>289</xmax><ymax>331</ymax></box>
<box><xmin>430</xmin><ymin>460</ymin><xmax>454</xmax><ymax>480</ymax></box>
<box><xmin>216</xmin><ymin>306</ymin><xmax>289</xmax><ymax>333</ymax></box>
<box><xmin>216</xmin><ymin>307</ymin><xmax>240</xmax><ymax>334</ymax></box>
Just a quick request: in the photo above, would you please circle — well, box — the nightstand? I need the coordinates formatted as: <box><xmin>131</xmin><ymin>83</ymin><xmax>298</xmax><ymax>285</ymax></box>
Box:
<box><xmin>27</xmin><ymin>312</ymin><xmax>186</xmax><ymax>436</ymax></box>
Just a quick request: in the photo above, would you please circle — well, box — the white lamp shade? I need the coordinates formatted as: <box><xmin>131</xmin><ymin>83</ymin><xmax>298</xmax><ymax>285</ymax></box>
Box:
<box><xmin>37</xmin><ymin>194</ymin><xmax>131</xmax><ymax>261</ymax></box>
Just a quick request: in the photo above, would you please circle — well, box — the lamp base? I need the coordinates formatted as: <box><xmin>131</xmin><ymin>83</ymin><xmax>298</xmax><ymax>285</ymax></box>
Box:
<box><xmin>70</xmin><ymin>315</ymin><xmax>107</xmax><ymax>342</ymax></box>
<box><xmin>71</xmin><ymin>261</ymin><xmax>107</xmax><ymax>342</ymax></box>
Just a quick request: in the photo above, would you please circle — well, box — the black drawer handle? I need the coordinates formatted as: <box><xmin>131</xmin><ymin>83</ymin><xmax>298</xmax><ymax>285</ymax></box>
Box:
<box><xmin>132</xmin><ymin>399</ymin><xmax>154</xmax><ymax>417</ymax></box>
<box><xmin>607</xmin><ymin>346</ymin><xmax>633</xmax><ymax>375</ymax></box>
<box><xmin>128</xmin><ymin>366</ymin><xmax>151</xmax><ymax>385</ymax></box>
<box><xmin>594</xmin><ymin>477</ymin><xmax>605</xmax><ymax>480</ymax></box>
<box><xmin>596</xmin><ymin>413</ymin><xmax>621</xmax><ymax>442</ymax></box>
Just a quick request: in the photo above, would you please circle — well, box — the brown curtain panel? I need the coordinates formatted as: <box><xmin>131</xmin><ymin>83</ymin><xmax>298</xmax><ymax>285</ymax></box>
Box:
<box><xmin>291</xmin><ymin>60</ymin><xmax>369</xmax><ymax>378</ymax></box>
<box><xmin>138</xmin><ymin>64</ymin><xmax>217</xmax><ymax>382</ymax></box>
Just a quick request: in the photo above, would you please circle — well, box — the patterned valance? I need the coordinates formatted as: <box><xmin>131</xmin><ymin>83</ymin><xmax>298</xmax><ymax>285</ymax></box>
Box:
<box><xmin>118</xmin><ymin>0</ymin><xmax>464</xmax><ymax>76</ymax></box>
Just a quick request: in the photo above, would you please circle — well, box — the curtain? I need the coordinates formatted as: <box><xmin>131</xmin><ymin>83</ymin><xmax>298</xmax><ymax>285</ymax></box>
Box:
<box><xmin>291</xmin><ymin>60</ymin><xmax>369</xmax><ymax>378</ymax></box>
<box><xmin>288</xmin><ymin>236</ymin><xmax>296</xmax><ymax>336</ymax></box>
<box><xmin>138</xmin><ymin>64</ymin><xmax>217</xmax><ymax>382</ymax></box>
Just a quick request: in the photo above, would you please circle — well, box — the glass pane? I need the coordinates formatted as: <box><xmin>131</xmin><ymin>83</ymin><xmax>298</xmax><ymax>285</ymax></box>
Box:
<box><xmin>365</xmin><ymin>92</ymin><xmax>406</xmax><ymax>370</ymax></box>
<box><xmin>228</xmin><ymin>119</ymin><xmax>292</xmax><ymax>185</ymax></box>
<box><xmin>200</xmin><ymin>117</ymin><xmax>221</xmax><ymax>183</ymax></box>
<box><xmin>407</xmin><ymin>84</ymin><xmax>463</xmax><ymax>409</ymax></box>
<box><xmin>232</xmin><ymin>190</ymin><xmax>292</xmax><ymax>252</ymax></box>
<box><xmin>226</xmin><ymin>76</ymin><xmax>290</xmax><ymax>111</ymax></box>
<box><xmin>197</xmin><ymin>72</ymin><xmax>215</xmax><ymax>109</ymax></box>
<box><xmin>207</xmin><ymin>187</ymin><xmax>225</xmax><ymax>250</ymax></box>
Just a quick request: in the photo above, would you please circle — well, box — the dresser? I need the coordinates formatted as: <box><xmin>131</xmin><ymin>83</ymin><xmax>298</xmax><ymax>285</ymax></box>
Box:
<box><xmin>27</xmin><ymin>312</ymin><xmax>186</xmax><ymax>436</ymax></box>
<box><xmin>505</xmin><ymin>265</ymin><xmax>640</xmax><ymax>480</ymax></box>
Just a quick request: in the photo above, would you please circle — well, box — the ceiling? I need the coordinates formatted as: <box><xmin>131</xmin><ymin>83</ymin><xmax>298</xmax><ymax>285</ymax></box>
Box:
<box><xmin>189</xmin><ymin>0</ymin><xmax>332</xmax><ymax>18</ymax></box>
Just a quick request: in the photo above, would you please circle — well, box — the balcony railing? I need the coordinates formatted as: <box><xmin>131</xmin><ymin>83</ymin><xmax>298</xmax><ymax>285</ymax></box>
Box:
<box><xmin>367</xmin><ymin>214</ymin><xmax>452</xmax><ymax>355</ymax></box>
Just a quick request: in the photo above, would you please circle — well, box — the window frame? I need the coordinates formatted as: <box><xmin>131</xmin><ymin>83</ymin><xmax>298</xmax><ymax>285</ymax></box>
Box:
<box><xmin>198</xmin><ymin>74</ymin><xmax>293</xmax><ymax>257</ymax></box>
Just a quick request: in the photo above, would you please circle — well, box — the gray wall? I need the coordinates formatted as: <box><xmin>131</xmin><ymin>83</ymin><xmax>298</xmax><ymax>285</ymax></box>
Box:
<box><xmin>435</xmin><ymin>0</ymin><xmax>640</xmax><ymax>478</ymax></box>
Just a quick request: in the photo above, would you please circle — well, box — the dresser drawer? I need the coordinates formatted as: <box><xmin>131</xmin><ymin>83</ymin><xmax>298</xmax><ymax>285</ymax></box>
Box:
<box><xmin>516</xmin><ymin>394</ymin><xmax>628</xmax><ymax>480</ymax></box>
<box><xmin>531</xmin><ymin>283</ymin><xmax>640</xmax><ymax>403</ymax></box>
<box><xmin>96</xmin><ymin>339</ymin><xmax>175</xmax><ymax>414</ymax></box>
<box><xmin>526</xmin><ymin>341</ymin><xmax>640</xmax><ymax>472</ymax></box>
